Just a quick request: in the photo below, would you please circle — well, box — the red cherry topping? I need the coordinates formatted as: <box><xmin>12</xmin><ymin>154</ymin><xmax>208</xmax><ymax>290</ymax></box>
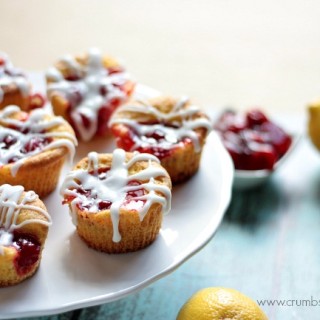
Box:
<box><xmin>112</xmin><ymin>126</ymin><xmax>136</xmax><ymax>151</ymax></box>
<box><xmin>68</xmin><ymin>88</ymin><xmax>83</xmax><ymax>108</ymax></box>
<box><xmin>214</xmin><ymin>109</ymin><xmax>292</xmax><ymax>170</ymax></box>
<box><xmin>63</xmin><ymin>168</ymin><xmax>147</xmax><ymax>212</ymax></box>
<box><xmin>79</xmin><ymin>114</ymin><xmax>91</xmax><ymax>129</ymax></box>
<box><xmin>98</xmin><ymin>200</ymin><xmax>112</xmax><ymax>211</ymax></box>
<box><xmin>12</xmin><ymin>232</ymin><xmax>41</xmax><ymax>276</ymax></box>
<box><xmin>2</xmin><ymin>134</ymin><xmax>17</xmax><ymax>149</ymax></box>
<box><xmin>97</xmin><ymin>105</ymin><xmax>116</xmax><ymax>135</ymax></box>
<box><xmin>99</xmin><ymin>86</ymin><xmax>108</xmax><ymax>96</ymax></box>
<box><xmin>246</xmin><ymin>109</ymin><xmax>269</xmax><ymax>127</ymax></box>
<box><xmin>8</xmin><ymin>156</ymin><xmax>21</xmax><ymax>164</ymax></box>
<box><xmin>28</xmin><ymin>93</ymin><xmax>46</xmax><ymax>110</ymax></box>
<box><xmin>126</xmin><ymin>180</ymin><xmax>145</xmax><ymax>200</ymax></box>
<box><xmin>108</xmin><ymin>66</ymin><xmax>124</xmax><ymax>75</ymax></box>
<box><xmin>111</xmin><ymin>124</ymin><xmax>191</xmax><ymax>160</ymax></box>
<box><xmin>22</xmin><ymin>137</ymin><xmax>53</xmax><ymax>153</ymax></box>
<box><xmin>65</xmin><ymin>74</ymin><xmax>81</xmax><ymax>81</ymax></box>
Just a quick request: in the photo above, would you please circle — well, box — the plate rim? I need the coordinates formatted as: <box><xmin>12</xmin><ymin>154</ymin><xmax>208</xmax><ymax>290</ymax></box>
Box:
<box><xmin>0</xmin><ymin>78</ymin><xmax>234</xmax><ymax>319</ymax></box>
<box><xmin>0</xmin><ymin>131</ymin><xmax>234</xmax><ymax>319</ymax></box>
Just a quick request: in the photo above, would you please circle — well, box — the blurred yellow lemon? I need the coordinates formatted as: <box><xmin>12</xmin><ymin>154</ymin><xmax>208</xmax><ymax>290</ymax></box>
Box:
<box><xmin>177</xmin><ymin>287</ymin><xmax>268</xmax><ymax>320</ymax></box>
<box><xmin>308</xmin><ymin>100</ymin><xmax>320</xmax><ymax>151</ymax></box>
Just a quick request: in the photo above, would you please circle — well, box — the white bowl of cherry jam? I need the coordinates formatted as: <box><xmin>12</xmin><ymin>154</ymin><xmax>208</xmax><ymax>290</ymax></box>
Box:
<box><xmin>214</xmin><ymin>109</ymin><xmax>299</xmax><ymax>189</ymax></box>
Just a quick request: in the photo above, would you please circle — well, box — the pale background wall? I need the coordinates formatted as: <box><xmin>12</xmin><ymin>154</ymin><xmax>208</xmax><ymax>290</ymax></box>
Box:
<box><xmin>1</xmin><ymin>0</ymin><xmax>320</xmax><ymax>113</ymax></box>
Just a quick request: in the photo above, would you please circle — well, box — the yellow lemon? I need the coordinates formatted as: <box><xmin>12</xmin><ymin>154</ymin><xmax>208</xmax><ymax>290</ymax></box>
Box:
<box><xmin>308</xmin><ymin>100</ymin><xmax>320</xmax><ymax>151</ymax></box>
<box><xmin>177</xmin><ymin>287</ymin><xmax>268</xmax><ymax>320</ymax></box>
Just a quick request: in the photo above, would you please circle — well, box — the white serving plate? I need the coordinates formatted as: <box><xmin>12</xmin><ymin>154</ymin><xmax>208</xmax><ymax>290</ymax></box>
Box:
<box><xmin>0</xmin><ymin>75</ymin><xmax>234</xmax><ymax>319</ymax></box>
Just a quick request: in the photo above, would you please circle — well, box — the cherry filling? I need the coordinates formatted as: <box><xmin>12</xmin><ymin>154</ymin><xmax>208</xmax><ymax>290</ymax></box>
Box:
<box><xmin>65</xmin><ymin>74</ymin><xmax>81</xmax><ymax>81</ymax></box>
<box><xmin>12</xmin><ymin>232</ymin><xmax>41</xmax><ymax>276</ymax></box>
<box><xmin>96</xmin><ymin>98</ymin><xmax>122</xmax><ymax>136</ymax></box>
<box><xmin>64</xmin><ymin>76</ymin><xmax>132</xmax><ymax>138</ymax></box>
<box><xmin>67</xmin><ymin>96</ymin><xmax>122</xmax><ymax>137</ymax></box>
<box><xmin>28</xmin><ymin>93</ymin><xmax>46</xmax><ymax>110</ymax></box>
<box><xmin>22</xmin><ymin>136</ymin><xmax>53</xmax><ymax>153</ymax></box>
<box><xmin>61</xmin><ymin>63</ymin><xmax>134</xmax><ymax>139</ymax></box>
<box><xmin>214</xmin><ymin>109</ymin><xmax>292</xmax><ymax>170</ymax></box>
<box><xmin>63</xmin><ymin>168</ymin><xmax>147</xmax><ymax>212</ymax></box>
<box><xmin>111</xmin><ymin>124</ymin><xmax>192</xmax><ymax>160</ymax></box>
<box><xmin>1</xmin><ymin>129</ymin><xmax>53</xmax><ymax>164</ymax></box>
<box><xmin>108</xmin><ymin>66</ymin><xmax>124</xmax><ymax>75</ymax></box>
<box><xmin>1</xmin><ymin>134</ymin><xmax>17</xmax><ymax>149</ymax></box>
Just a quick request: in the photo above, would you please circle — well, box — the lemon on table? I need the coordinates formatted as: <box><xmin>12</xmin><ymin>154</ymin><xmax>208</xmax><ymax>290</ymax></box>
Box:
<box><xmin>308</xmin><ymin>100</ymin><xmax>320</xmax><ymax>151</ymax></box>
<box><xmin>177</xmin><ymin>287</ymin><xmax>268</xmax><ymax>320</ymax></box>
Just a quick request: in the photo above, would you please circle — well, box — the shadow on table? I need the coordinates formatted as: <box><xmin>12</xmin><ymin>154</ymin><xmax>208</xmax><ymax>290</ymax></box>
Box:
<box><xmin>224</xmin><ymin>179</ymin><xmax>282</xmax><ymax>230</ymax></box>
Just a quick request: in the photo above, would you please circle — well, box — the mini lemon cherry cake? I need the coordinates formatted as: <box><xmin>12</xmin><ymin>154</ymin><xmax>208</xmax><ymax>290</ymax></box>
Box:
<box><xmin>0</xmin><ymin>184</ymin><xmax>51</xmax><ymax>287</ymax></box>
<box><xmin>0</xmin><ymin>52</ymin><xmax>45</xmax><ymax>111</ymax></box>
<box><xmin>46</xmin><ymin>48</ymin><xmax>135</xmax><ymax>141</ymax></box>
<box><xmin>61</xmin><ymin>149</ymin><xmax>172</xmax><ymax>253</ymax></box>
<box><xmin>109</xmin><ymin>96</ymin><xmax>212</xmax><ymax>183</ymax></box>
<box><xmin>0</xmin><ymin>105</ymin><xmax>77</xmax><ymax>197</ymax></box>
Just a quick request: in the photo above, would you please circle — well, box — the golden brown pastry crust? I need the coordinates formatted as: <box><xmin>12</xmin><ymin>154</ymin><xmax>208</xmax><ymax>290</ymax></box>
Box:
<box><xmin>0</xmin><ymin>192</ymin><xmax>49</xmax><ymax>287</ymax></box>
<box><xmin>0</xmin><ymin>82</ymin><xmax>31</xmax><ymax>111</ymax></box>
<box><xmin>64</xmin><ymin>152</ymin><xmax>171</xmax><ymax>253</ymax></box>
<box><xmin>47</xmin><ymin>51</ymin><xmax>135</xmax><ymax>140</ymax></box>
<box><xmin>0</xmin><ymin>108</ymin><xmax>76</xmax><ymax>197</ymax></box>
<box><xmin>49</xmin><ymin>53</ymin><xmax>121</xmax><ymax>82</ymax></box>
<box><xmin>111</xmin><ymin>96</ymin><xmax>210</xmax><ymax>183</ymax></box>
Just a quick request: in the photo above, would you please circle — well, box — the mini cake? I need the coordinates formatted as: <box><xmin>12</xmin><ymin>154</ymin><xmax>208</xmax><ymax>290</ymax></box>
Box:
<box><xmin>0</xmin><ymin>105</ymin><xmax>77</xmax><ymax>197</ymax></box>
<box><xmin>308</xmin><ymin>100</ymin><xmax>320</xmax><ymax>151</ymax></box>
<box><xmin>0</xmin><ymin>184</ymin><xmax>51</xmax><ymax>286</ymax></box>
<box><xmin>214</xmin><ymin>109</ymin><xmax>292</xmax><ymax>170</ymax></box>
<box><xmin>46</xmin><ymin>48</ymin><xmax>135</xmax><ymax>141</ymax></box>
<box><xmin>0</xmin><ymin>52</ymin><xmax>45</xmax><ymax>111</ymax></box>
<box><xmin>109</xmin><ymin>96</ymin><xmax>212</xmax><ymax>183</ymax></box>
<box><xmin>61</xmin><ymin>149</ymin><xmax>172</xmax><ymax>253</ymax></box>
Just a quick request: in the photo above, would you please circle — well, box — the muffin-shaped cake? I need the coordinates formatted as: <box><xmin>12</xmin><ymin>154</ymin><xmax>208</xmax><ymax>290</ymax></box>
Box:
<box><xmin>308</xmin><ymin>100</ymin><xmax>320</xmax><ymax>151</ymax></box>
<box><xmin>0</xmin><ymin>105</ymin><xmax>77</xmax><ymax>197</ymax></box>
<box><xmin>0</xmin><ymin>184</ymin><xmax>51</xmax><ymax>286</ymax></box>
<box><xmin>61</xmin><ymin>149</ymin><xmax>172</xmax><ymax>253</ymax></box>
<box><xmin>109</xmin><ymin>96</ymin><xmax>212</xmax><ymax>183</ymax></box>
<box><xmin>0</xmin><ymin>52</ymin><xmax>31</xmax><ymax>111</ymax></box>
<box><xmin>46</xmin><ymin>48</ymin><xmax>135</xmax><ymax>141</ymax></box>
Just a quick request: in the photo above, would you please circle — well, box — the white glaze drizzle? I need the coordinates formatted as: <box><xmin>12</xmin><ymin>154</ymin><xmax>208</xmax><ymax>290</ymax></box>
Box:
<box><xmin>47</xmin><ymin>48</ymin><xmax>132</xmax><ymax>141</ymax></box>
<box><xmin>0</xmin><ymin>52</ymin><xmax>30</xmax><ymax>103</ymax></box>
<box><xmin>109</xmin><ymin>97</ymin><xmax>212</xmax><ymax>152</ymax></box>
<box><xmin>0</xmin><ymin>105</ymin><xmax>77</xmax><ymax>176</ymax></box>
<box><xmin>61</xmin><ymin>149</ymin><xmax>171</xmax><ymax>242</ymax></box>
<box><xmin>0</xmin><ymin>184</ymin><xmax>51</xmax><ymax>255</ymax></box>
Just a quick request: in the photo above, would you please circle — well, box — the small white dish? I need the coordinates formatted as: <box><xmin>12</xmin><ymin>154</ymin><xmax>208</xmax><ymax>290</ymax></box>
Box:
<box><xmin>233</xmin><ymin>134</ymin><xmax>301</xmax><ymax>190</ymax></box>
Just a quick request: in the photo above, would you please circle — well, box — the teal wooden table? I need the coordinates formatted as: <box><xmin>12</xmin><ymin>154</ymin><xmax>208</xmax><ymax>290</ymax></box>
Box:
<box><xmin>15</xmin><ymin>125</ymin><xmax>320</xmax><ymax>320</ymax></box>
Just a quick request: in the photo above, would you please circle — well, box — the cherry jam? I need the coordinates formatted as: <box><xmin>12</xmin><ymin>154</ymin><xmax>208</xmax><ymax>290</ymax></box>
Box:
<box><xmin>63</xmin><ymin>167</ymin><xmax>146</xmax><ymax>212</ymax></box>
<box><xmin>63</xmin><ymin>67</ymin><xmax>134</xmax><ymax>139</ymax></box>
<box><xmin>214</xmin><ymin>109</ymin><xmax>292</xmax><ymax>170</ymax></box>
<box><xmin>12</xmin><ymin>232</ymin><xmax>41</xmax><ymax>276</ymax></box>
<box><xmin>1</xmin><ymin>132</ymin><xmax>53</xmax><ymax>164</ymax></box>
<box><xmin>28</xmin><ymin>93</ymin><xmax>46</xmax><ymax>110</ymax></box>
<box><xmin>22</xmin><ymin>136</ymin><xmax>53</xmax><ymax>153</ymax></box>
<box><xmin>111</xmin><ymin>124</ymin><xmax>191</xmax><ymax>160</ymax></box>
